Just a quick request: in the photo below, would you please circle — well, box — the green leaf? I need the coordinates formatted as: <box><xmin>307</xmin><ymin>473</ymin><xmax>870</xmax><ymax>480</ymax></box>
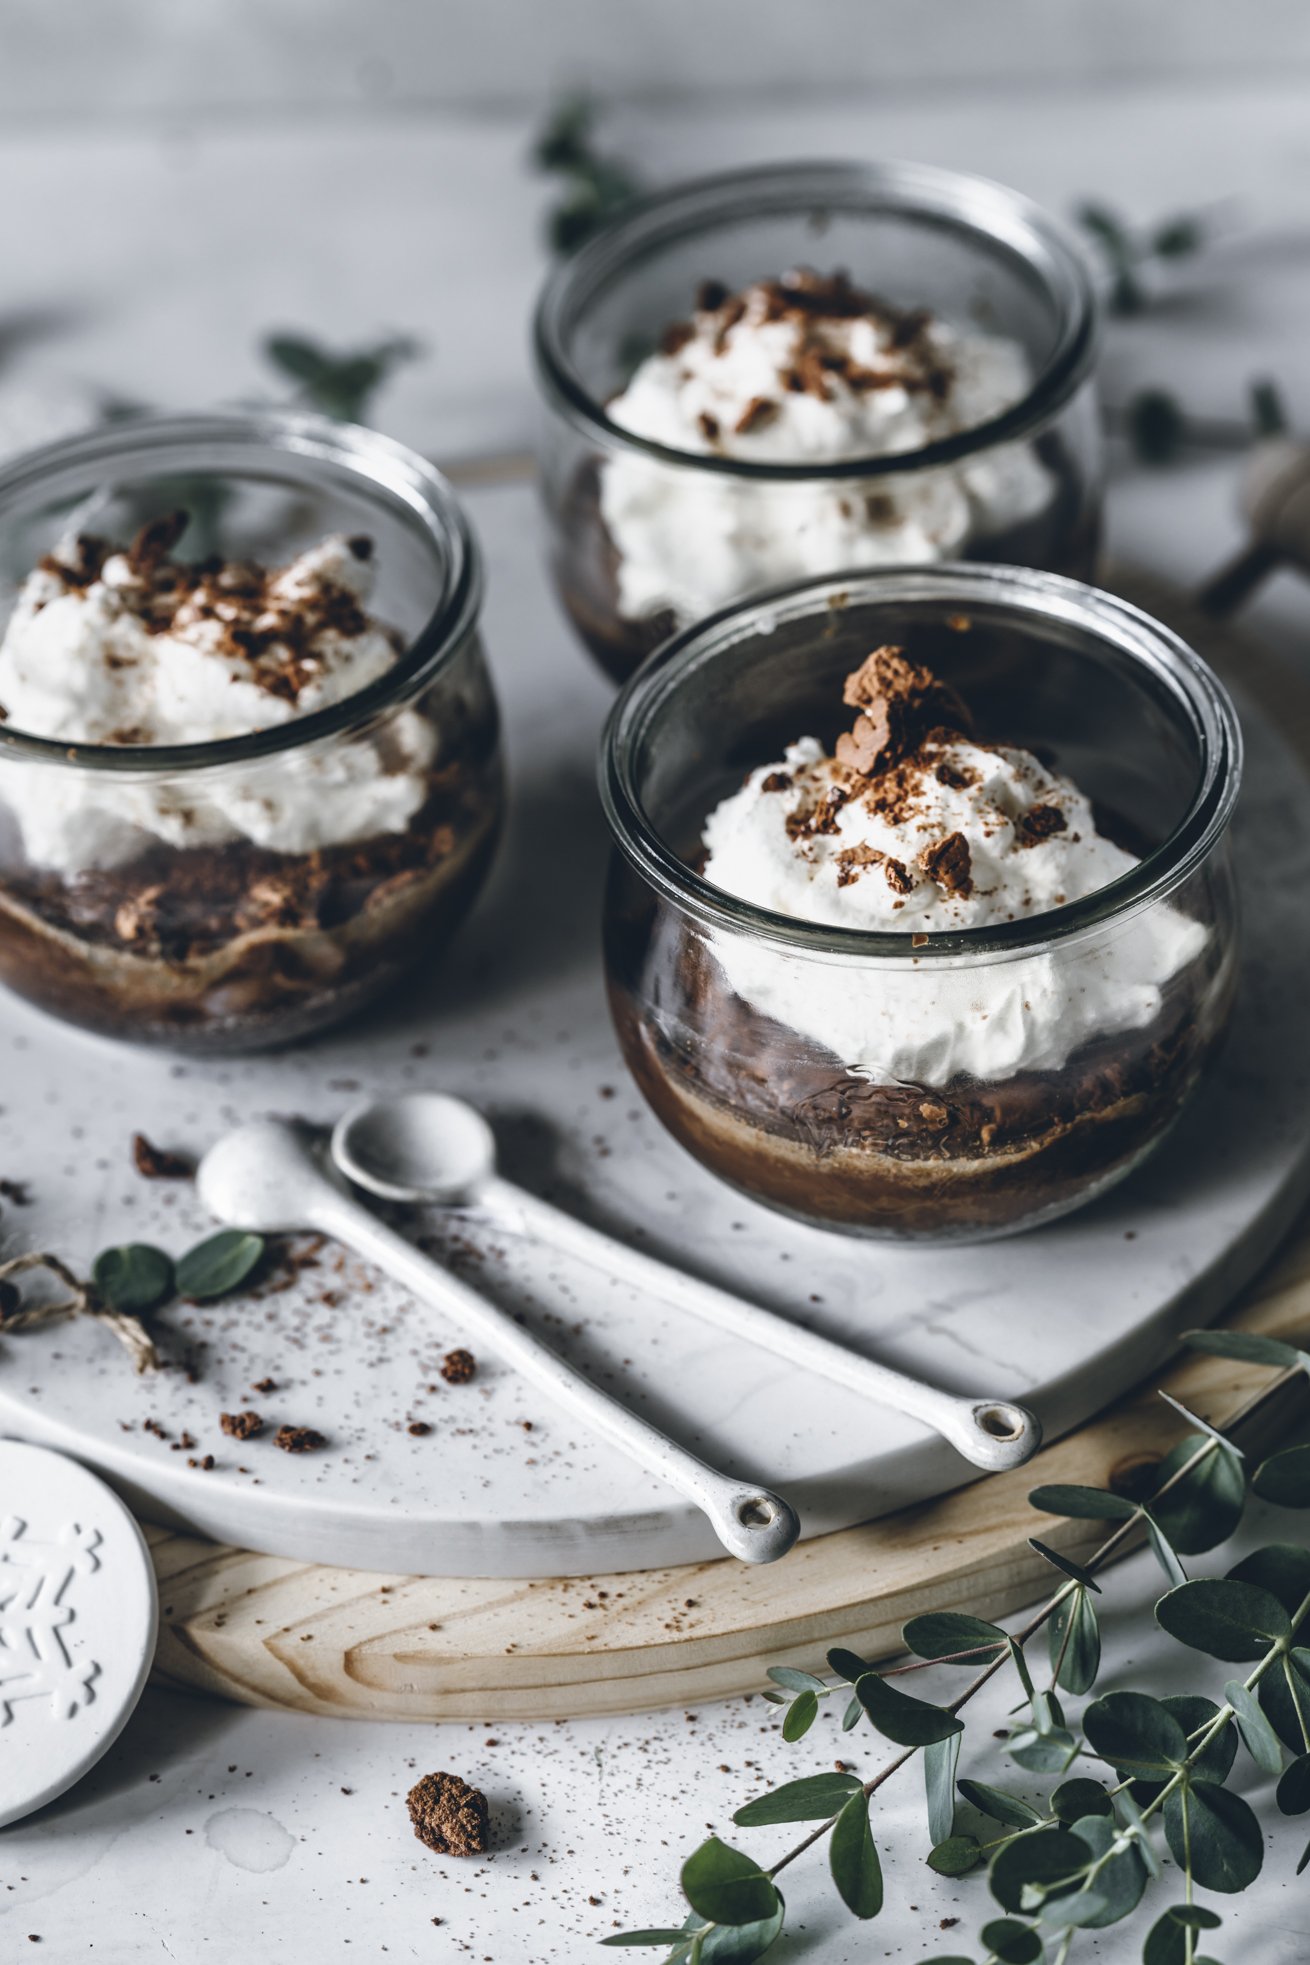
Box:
<box><xmin>1037</xmin><ymin>1889</ymin><xmax>1108</xmax><ymax>1930</ymax></box>
<box><xmin>1027</xmin><ymin>1484</ymin><xmax>1135</xmax><ymax>1520</ymax></box>
<box><xmin>1149</xmin><ymin>1435</ymin><xmax>1247</xmax><ymax>1553</ymax></box>
<box><xmin>1181</xmin><ymin>1327</ymin><xmax>1303</xmax><ymax>1368</ymax></box>
<box><xmin>1143</xmin><ymin>1515</ymin><xmax>1188</xmax><ymax>1589</ymax></box>
<box><xmin>781</xmin><ymin>1690</ymin><xmax>818</xmax><ymax>1742</ymax></box>
<box><xmin>853</xmin><ymin>1671</ymin><xmax>963</xmax><ymax>1747</ymax></box>
<box><xmin>1049</xmin><ymin>1586</ymin><xmax>1100</xmax><ymax>1695</ymax></box>
<box><xmin>693</xmin><ymin>1894</ymin><xmax>786</xmax><ymax>1964</ymax></box>
<box><xmin>1127</xmin><ymin>1696</ymin><xmax>1236</xmax><ymax>1802</ymax></box>
<box><xmin>989</xmin><ymin>1827</ymin><xmax>1086</xmax><ymax>1914</ymax></box>
<box><xmin>1066</xmin><ymin>1812</ymin><xmax>1147</xmax><ymax>1927</ymax></box>
<box><xmin>1226</xmin><ymin>1676</ymin><xmax>1285</xmax><ymax>1775</ymax></box>
<box><xmin>1143</xmin><ymin>1903</ymin><xmax>1223</xmax><ymax>1965</ymax></box>
<box><xmin>826</xmin><ymin>1647</ymin><xmax>874</xmax><ymax>1684</ymax></box>
<box><xmin>1152</xmin><ymin>215</ymin><xmax>1205</xmax><ymax>258</ymax></box>
<box><xmin>1156</xmin><ymin>1577</ymin><xmax>1291</xmax><ymax>1660</ymax></box>
<box><xmin>1076</xmin><ymin>201</ymin><xmax>1133</xmax><ymax>258</ymax></box>
<box><xmin>956</xmin><ymin>1779</ymin><xmax>1042</xmax><ymax>1830</ymax></box>
<box><xmin>765</xmin><ymin>1666</ymin><xmax>827</xmax><ymax>1695</ymax></box>
<box><xmin>1277</xmin><ymin>1751</ymin><xmax>1310</xmax><ymax>1815</ymax></box>
<box><xmin>1083</xmin><ymin>1690</ymin><xmax>1187</xmax><ymax>1777</ymax></box>
<box><xmin>759</xmin><ymin>1690</ymin><xmax>787</xmax><ymax>1706</ymax></box>
<box><xmin>175</xmin><ymin>1229</ymin><xmax>265</xmax><ymax>1302</ymax></box>
<box><xmin>1128</xmin><ymin>389</ymin><xmax>1186</xmax><ymax>463</ymax></box>
<box><xmin>680</xmin><ymin>1840</ymin><xmax>778</xmax><ymax>1928</ymax></box>
<box><xmin>902</xmin><ymin>1612</ymin><xmax>1007</xmax><ymax>1661</ymax></box>
<box><xmin>1051</xmin><ymin>1777</ymin><xmax>1112</xmax><ymax>1822</ymax></box>
<box><xmin>924</xmin><ymin>1730</ymin><xmax>960</xmax><ymax>1846</ymax></box>
<box><xmin>829</xmin><ymin>1789</ymin><xmax>882</xmax><ymax>1919</ymax></box>
<box><xmin>1007</xmin><ymin>1726</ymin><xmax>1078</xmax><ymax>1775</ymax></box>
<box><xmin>980</xmin><ymin>1919</ymin><xmax>1044</xmax><ymax>1965</ymax></box>
<box><xmin>92</xmin><ymin>1242</ymin><xmax>175</xmax><ymax>1314</ymax></box>
<box><xmin>1228</xmin><ymin>1542</ymin><xmax>1310</xmax><ymax>1617</ymax></box>
<box><xmin>1251</xmin><ymin>376</ymin><xmax>1290</xmax><ymax>440</ymax></box>
<box><xmin>841</xmin><ymin>1694</ymin><xmax>863</xmax><ymax>1732</ymax></box>
<box><xmin>1262</xmin><ymin>1648</ymin><xmax>1310</xmax><ymax>1753</ymax></box>
<box><xmin>1027</xmin><ymin>1540</ymin><xmax>1101</xmax><ymax>1592</ymax></box>
<box><xmin>263</xmin><ymin>333</ymin><xmax>332</xmax><ymax>385</ymax></box>
<box><xmin>733</xmin><ymin>1773</ymin><xmax>859</xmax><ymax>1827</ymax></box>
<box><xmin>927</xmin><ymin>1834</ymin><xmax>980</xmax><ymax>1877</ymax></box>
<box><xmin>1163</xmin><ymin>1780</ymin><xmax>1263</xmax><ymax>1893</ymax></box>
<box><xmin>1112</xmin><ymin>1787</ymin><xmax>1162</xmax><ymax>1878</ymax></box>
<box><xmin>1253</xmin><ymin>1444</ymin><xmax>1310</xmax><ymax>1507</ymax></box>
<box><xmin>600</xmin><ymin>1935</ymin><xmax>693</xmax><ymax>1949</ymax></box>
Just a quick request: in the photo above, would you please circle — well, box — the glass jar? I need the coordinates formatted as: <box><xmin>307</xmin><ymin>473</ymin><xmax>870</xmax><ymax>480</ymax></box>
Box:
<box><xmin>0</xmin><ymin>411</ymin><xmax>504</xmax><ymax>1052</ymax></box>
<box><xmin>600</xmin><ymin>565</ymin><xmax>1241</xmax><ymax>1243</ymax></box>
<box><xmin>535</xmin><ymin>159</ymin><xmax>1102</xmax><ymax>684</ymax></box>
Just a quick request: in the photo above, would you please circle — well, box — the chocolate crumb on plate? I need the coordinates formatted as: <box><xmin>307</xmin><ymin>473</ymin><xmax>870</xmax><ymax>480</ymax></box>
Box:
<box><xmin>406</xmin><ymin>1771</ymin><xmax>489</xmax><ymax>1857</ymax></box>
<box><xmin>220</xmin><ymin>1410</ymin><xmax>263</xmax><ymax>1441</ymax></box>
<box><xmin>131</xmin><ymin>1132</ymin><xmax>194</xmax><ymax>1179</ymax></box>
<box><xmin>274</xmin><ymin>1424</ymin><xmax>327</xmax><ymax>1454</ymax></box>
<box><xmin>440</xmin><ymin>1348</ymin><xmax>476</xmax><ymax>1385</ymax></box>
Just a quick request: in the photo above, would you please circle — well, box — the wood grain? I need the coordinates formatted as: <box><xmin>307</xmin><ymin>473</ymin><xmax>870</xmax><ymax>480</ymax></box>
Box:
<box><xmin>148</xmin><ymin>1221</ymin><xmax>1310</xmax><ymax>1720</ymax></box>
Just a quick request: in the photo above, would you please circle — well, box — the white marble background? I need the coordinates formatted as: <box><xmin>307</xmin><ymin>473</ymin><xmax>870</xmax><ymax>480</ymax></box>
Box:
<box><xmin>3</xmin><ymin>6</ymin><xmax>1310</xmax><ymax>1959</ymax></box>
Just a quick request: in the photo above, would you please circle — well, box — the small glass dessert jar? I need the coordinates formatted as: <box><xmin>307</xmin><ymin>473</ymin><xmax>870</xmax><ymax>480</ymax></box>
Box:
<box><xmin>0</xmin><ymin>411</ymin><xmax>504</xmax><ymax>1051</ymax></box>
<box><xmin>600</xmin><ymin>565</ymin><xmax>1241</xmax><ymax>1243</ymax></box>
<box><xmin>535</xmin><ymin>159</ymin><xmax>1102</xmax><ymax>684</ymax></box>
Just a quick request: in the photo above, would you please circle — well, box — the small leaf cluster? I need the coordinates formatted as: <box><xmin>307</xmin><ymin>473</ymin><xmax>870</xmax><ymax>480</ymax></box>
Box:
<box><xmin>1073</xmin><ymin>201</ymin><xmax>1209</xmax><ymax>315</ymax></box>
<box><xmin>599</xmin><ymin>1327</ymin><xmax>1310</xmax><ymax>1963</ymax></box>
<box><xmin>1122</xmin><ymin>376</ymin><xmax>1289</xmax><ymax>466</ymax></box>
<box><xmin>531</xmin><ymin>95</ymin><xmax>643</xmax><ymax>255</ymax></box>
<box><xmin>93</xmin><ymin>1229</ymin><xmax>265</xmax><ymax>1315</ymax></box>
<box><xmin>262</xmin><ymin>332</ymin><xmax>422</xmax><ymax>423</ymax></box>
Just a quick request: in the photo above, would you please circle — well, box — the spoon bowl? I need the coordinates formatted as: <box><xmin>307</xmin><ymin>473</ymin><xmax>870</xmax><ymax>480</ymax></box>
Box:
<box><xmin>334</xmin><ymin>1093</ymin><xmax>495</xmax><ymax>1205</ymax></box>
<box><xmin>197</xmin><ymin>1116</ymin><xmax>325</xmax><ymax>1233</ymax></box>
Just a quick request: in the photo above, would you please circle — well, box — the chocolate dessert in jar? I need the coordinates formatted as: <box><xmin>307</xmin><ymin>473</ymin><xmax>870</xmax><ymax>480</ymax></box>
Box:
<box><xmin>600</xmin><ymin>565</ymin><xmax>1241</xmax><ymax>1243</ymax></box>
<box><xmin>535</xmin><ymin>160</ymin><xmax>1102</xmax><ymax>684</ymax></box>
<box><xmin>0</xmin><ymin>411</ymin><xmax>503</xmax><ymax>1051</ymax></box>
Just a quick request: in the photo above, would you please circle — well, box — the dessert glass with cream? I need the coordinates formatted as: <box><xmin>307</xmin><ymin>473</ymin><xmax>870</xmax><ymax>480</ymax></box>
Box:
<box><xmin>0</xmin><ymin>412</ymin><xmax>503</xmax><ymax>1050</ymax></box>
<box><xmin>601</xmin><ymin>566</ymin><xmax>1241</xmax><ymax>1242</ymax></box>
<box><xmin>535</xmin><ymin>161</ymin><xmax>1102</xmax><ymax>683</ymax></box>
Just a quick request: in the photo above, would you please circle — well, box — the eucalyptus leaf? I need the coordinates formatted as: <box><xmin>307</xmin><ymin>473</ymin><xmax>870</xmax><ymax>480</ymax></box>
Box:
<box><xmin>1007</xmin><ymin>1726</ymin><xmax>1078</xmax><ymax>1775</ymax></box>
<box><xmin>1027</xmin><ymin>1539</ymin><xmax>1102</xmax><ymax>1592</ymax></box>
<box><xmin>782</xmin><ymin>1690</ymin><xmax>819</xmax><ymax>1742</ymax></box>
<box><xmin>1261</xmin><ymin>1648</ymin><xmax>1310</xmax><ymax>1753</ymax></box>
<box><xmin>759</xmin><ymin>1690</ymin><xmax>787</xmax><ymax>1707</ymax></box>
<box><xmin>1026</xmin><ymin>1484</ymin><xmax>1135</xmax><ymax>1520</ymax></box>
<box><xmin>1275</xmin><ymin>1751</ymin><xmax>1310</xmax><ymax>1816</ymax></box>
<box><xmin>979</xmin><ymin>1918</ymin><xmax>1044</xmax><ymax>1965</ymax></box>
<box><xmin>1251</xmin><ymin>376</ymin><xmax>1290</xmax><ymax>440</ymax></box>
<box><xmin>692</xmin><ymin>1894</ymin><xmax>786</xmax><ymax>1963</ymax></box>
<box><xmin>829</xmin><ymin>1789</ymin><xmax>882</xmax><ymax>1919</ymax></box>
<box><xmin>1252</xmin><ymin>1444</ymin><xmax>1310</xmax><ymax>1507</ymax></box>
<box><xmin>1143</xmin><ymin>1902</ymin><xmax>1222</xmax><ymax>1965</ymax></box>
<box><xmin>926</xmin><ymin>1834</ymin><xmax>980</xmax><ymax>1877</ymax></box>
<box><xmin>902</xmin><ymin>1612</ymin><xmax>1007</xmax><ymax>1661</ymax></box>
<box><xmin>1067</xmin><ymin>1812</ymin><xmax>1148</xmax><ymax>1927</ymax></box>
<box><xmin>680</xmin><ymin>1839</ymin><xmax>778</xmax><ymax>1928</ymax></box>
<box><xmin>1051</xmin><ymin>1777</ymin><xmax>1112</xmax><ymax>1822</ymax></box>
<box><xmin>852</xmin><ymin>1671</ymin><xmax>963</xmax><ymax>1748</ymax></box>
<box><xmin>924</xmin><ymin>1731</ymin><xmax>960</xmax><ymax>1846</ymax></box>
<box><xmin>1034</xmin><ymin>1887</ymin><xmax>1108</xmax><ymax>1930</ymax></box>
<box><xmin>1049</xmin><ymin>1585</ymin><xmax>1101</xmax><ymax>1695</ymax></box>
<box><xmin>1143</xmin><ymin>1514</ymin><xmax>1188</xmax><ymax>1588</ymax></box>
<box><xmin>827</xmin><ymin>1647</ymin><xmax>874</xmax><ymax>1684</ymax></box>
<box><xmin>765</xmin><ymin>1666</ymin><xmax>827</xmax><ymax>1695</ymax></box>
<box><xmin>1112</xmin><ymin>1787</ymin><xmax>1162</xmax><ymax>1879</ymax></box>
<box><xmin>1083</xmin><ymin>1690</ymin><xmax>1187</xmax><ymax>1777</ymax></box>
<box><xmin>1228</xmin><ymin>1542</ymin><xmax>1310</xmax><ymax>1619</ymax></box>
<box><xmin>1181</xmin><ymin>1327</ymin><xmax>1302</xmax><ymax>1369</ymax></box>
<box><xmin>1158</xmin><ymin>1391</ymin><xmax>1245</xmax><ymax>1454</ymax></box>
<box><xmin>988</xmin><ymin>1827</ymin><xmax>1086</xmax><ymax>1914</ymax></box>
<box><xmin>1156</xmin><ymin>1577</ymin><xmax>1290</xmax><ymax>1660</ymax></box>
<box><xmin>600</xmin><ymin>1933</ymin><xmax>694</xmax><ymax>1949</ymax></box>
<box><xmin>1149</xmin><ymin>1435</ymin><xmax>1247</xmax><ymax>1553</ymax></box>
<box><xmin>1225</xmin><ymin>1676</ymin><xmax>1285</xmax><ymax>1775</ymax></box>
<box><xmin>1163</xmin><ymin>1780</ymin><xmax>1263</xmax><ymax>1893</ymax></box>
<box><xmin>733</xmin><ymin>1773</ymin><xmax>859</xmax><ymax>1828</ymax></box>
<box><xmin>1127</xmin><ymin>1697</ymin><xmax>1236</xmax><ymax>1803</ymax></box>
<box><xmin>955</xmin><ymin>1779</ymin><xmax>1042</xmax><ymax>1830</ymax></box>
<box><xmin>175</xmin><ymin>1229</ymin><xmax>265</xmax><ymax>1302</ymax></box>
<box><xmin>92</xmin><ymin>1242</ymin><xmax>174</xmax><ymax>1314</ymax></box>
<box><xmin>841</xmin><ymin>1694</ymin><xmax>863</xmax><ymax>1732</ymax></box>
<box><xmin>1128</xmin><ymin>388</ymin><xmax>1185</xmax><ymax>460</ymax></box>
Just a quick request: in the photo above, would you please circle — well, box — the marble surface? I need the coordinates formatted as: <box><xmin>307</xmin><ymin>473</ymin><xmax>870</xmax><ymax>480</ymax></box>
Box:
<box><xmin>3</xmin><ymin>479</ymin><xmax>1310</xmax><ymax>1580</ymax></box>
<box><xmin>2</xmin><ymin>61</ymin><xmax>1310</xmax><ymax>1963</ymax></box>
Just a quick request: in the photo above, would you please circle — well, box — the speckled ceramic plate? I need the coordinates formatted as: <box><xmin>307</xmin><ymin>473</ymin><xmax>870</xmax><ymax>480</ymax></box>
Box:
<box><xmin>1</xmin><ymin>488</ymin><xmax>1308</xmax><ymax>1577</ymax></box>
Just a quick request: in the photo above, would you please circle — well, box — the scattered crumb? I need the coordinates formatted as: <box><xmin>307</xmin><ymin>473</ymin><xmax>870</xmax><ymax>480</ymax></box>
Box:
<box><xmin>407</xmin><ymin>1420</ymin><xmax>431</xmax><ymax>1437</ymax></box>
<box><xmin>406</xmin><ymin>1772</ymin><xmax>488</xmax><ymax>1857</ymax></box>
<box><xmin>131</xmin><ymin>1133</ymin><xmax>194</xmax><ymax>1179</ymax></box>
<box><xmin>440</xmin><ymin>1348</ymin><xmax>476</xmax><ymax>1386</ymax></box>
<box><xmin>220</xmin><ymin>1410</ymin><xmax>263</xmax><ymax>1441</ymax></box>
<box><xmin>275</xmin><ymin>1425</ymin><xmax>327</xmax><ymax>1454</ymax></box>
<box><xmin>252</xmin><ymin>1377</ymin><xmax>277</xmax><ymax>1395</ymax></box>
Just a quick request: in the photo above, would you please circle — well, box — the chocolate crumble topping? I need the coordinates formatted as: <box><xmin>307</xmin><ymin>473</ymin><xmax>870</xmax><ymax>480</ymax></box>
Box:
<box><xmin>406</xmin><ymin>1772</ymin><xmax>489</xmax><ymax>1858</ymax></box>
<box><xmin>1017</xmin><ymin>803</ymin><xmax>1069</xmax><ymax>846</ymax></box>
<box><xmin>919</xmin><ymin>831</ymin><xmax>974</xmax><ymax>898</ymax></box>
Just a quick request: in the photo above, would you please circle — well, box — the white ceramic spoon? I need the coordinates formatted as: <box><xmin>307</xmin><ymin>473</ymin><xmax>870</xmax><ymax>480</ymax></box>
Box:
<box><xmin>331</xmin><ymin>1092</ymin><xmax>1042</xmax><ymax>1473</ymax></box>
<box><xmin>196</xmin><ymin>1118</ymin><xmax>800</xmax><ymax>1565</ymax></box>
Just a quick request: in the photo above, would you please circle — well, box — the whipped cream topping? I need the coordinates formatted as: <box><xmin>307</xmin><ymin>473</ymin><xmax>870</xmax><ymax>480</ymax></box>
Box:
<box><xmin>699</xmin><ymin>647</ymin><xmax>1207</xmax><ymax>1087</ymax></box>
<box><xmin>0</xmin><ymin>516</ymin><xmax>435</xmax><ymax>874</ymax></box>
<box><xmin>601</xmin><ymin>271</ymin><xmax>1053</xmax><ymax>626</ymax></box>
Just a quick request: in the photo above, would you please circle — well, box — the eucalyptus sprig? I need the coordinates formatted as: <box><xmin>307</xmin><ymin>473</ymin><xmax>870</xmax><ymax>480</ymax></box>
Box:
<box><xmin>262</xmin><ymin>331</ymin><xmax>422</xmax><ymax>423</ymax></box>
<box><xmin>531</xmin><ymin>95</ymin><xmax>643</xmax><ymax>254</ymax></box>
<box><xmin>599</xmin><ymin>1329</ymin><xmax>1310</xmax><ymax>1963</ymax></box>
<box><xmin>1074</xmin><ymin>201</ymin><xmax>1212</xmax><ymax>316</ymax></box>
<box><xmin>1110</xmin><ymin>376</ymin><xmax>1290</xmax><ymax>466</ymax></box>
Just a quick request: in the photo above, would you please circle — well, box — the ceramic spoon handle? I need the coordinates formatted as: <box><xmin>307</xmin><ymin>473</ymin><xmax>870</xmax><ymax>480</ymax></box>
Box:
<box><xmin>479</xmin><ymin>1178</ymin><xmax>1040</xmax><ymax>1472</ymax></box>
<box><xmin>305</xmin><ymin>1184</ymin><xmax>800</xmax><ymax>1565</ymax></box>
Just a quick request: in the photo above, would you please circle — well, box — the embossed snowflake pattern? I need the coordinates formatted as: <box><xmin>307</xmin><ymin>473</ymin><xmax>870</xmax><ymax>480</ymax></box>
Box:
<box><xmin>0</xmin><ymin>1515</ymin><xmax>102</xmax><ymax>1724</ymax></box>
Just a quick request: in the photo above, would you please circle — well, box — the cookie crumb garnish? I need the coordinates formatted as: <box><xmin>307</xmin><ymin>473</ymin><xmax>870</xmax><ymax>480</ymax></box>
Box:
<box><xmin>406</xmin><ymin>1772</ymin><xmax>489</xmax><ymax>1857</ymax></box>
<box><xmin>440</xmin><ymin>1348</ymin><xmax>477</xmax><ymax>1385</ymax></box>
<box><xmin>274</xmin><ymin>1424</ymin><xmax>326</xmax><ymax>1454</ymax></box>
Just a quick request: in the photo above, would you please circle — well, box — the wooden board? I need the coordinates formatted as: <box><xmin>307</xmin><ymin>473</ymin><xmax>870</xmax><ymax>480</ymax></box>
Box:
<box><xmin>147</xmin><ymin>1215</ymin><xmax>1310</xmax><ymax>1719</ymax></box>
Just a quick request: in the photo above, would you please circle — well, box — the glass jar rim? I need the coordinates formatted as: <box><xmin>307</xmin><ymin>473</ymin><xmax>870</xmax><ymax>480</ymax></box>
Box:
<box><xmin>534</xmin><ymin>157</ymin><xmax>1101</xmax><ymax>484</ymax></box>
<box><xmin>600</xmin><ymin>562</ymin><xmax>1242</xmax><ymax>964</ymax></box>
<box><xmin>0</xmin><ymin>408</ymin><xmax>483</xmax><ymax>776</ymax></box>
